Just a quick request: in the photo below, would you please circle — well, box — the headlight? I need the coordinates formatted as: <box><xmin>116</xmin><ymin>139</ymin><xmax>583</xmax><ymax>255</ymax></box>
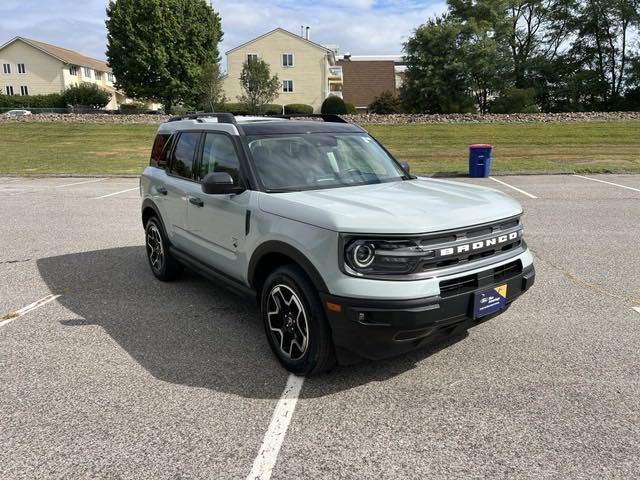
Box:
<box><xmin>344</xmin><ymin>239</ymin><xmax>435</xmax><ymax>276</ymax></box>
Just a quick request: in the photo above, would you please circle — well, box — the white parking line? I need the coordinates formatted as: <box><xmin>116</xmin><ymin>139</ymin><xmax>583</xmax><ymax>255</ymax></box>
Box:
<box><xmin>247</xmin><ymin>374</ymin><xmax>305</xmax><ymax>480</ymax></box>
<box><xmin>633</xmin><ymin>307</ymin><xmax>640</xmax><ymax>316</ymax></box>
<box><xmin>0</xmin><ymin>294</ymin><xmax>61</xmax><ymax>328</ymax></box>
<box><xmin>489</xmin><ymin>176</ymin><xmax>538</xmax><ymax>199</ymax></box>
<box><xmin>94</xmin><ymin>187</ymin><xmax>139</xmax><ymax>199</ymax></box>
<box><xmin>574</xmin><ymin>175</ymin><xmax>640</xmax><ymax>193</ymax></box>
<box><xmin>57</xmin><ymin>178</ymin><xmax>106</xmax><ymax>188</ymax></box>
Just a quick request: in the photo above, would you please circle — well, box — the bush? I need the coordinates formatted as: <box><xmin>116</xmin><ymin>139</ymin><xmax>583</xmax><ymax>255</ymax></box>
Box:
<box><xmin>284</xmin><ymin>103</ymin><xmax>314</xmax><ymax>114</ymax></box>
<box><xmin>345</xmin><ymin>102</ymin><xmax>357</xmax><ymax>114</ymax></box>
<box><xmin>62</xmin><ymin>82</ymin><xmax>111</xmax><ymax>108</ymax></box>
<box><xmin>368</xmin><ymin>91</ymin><xmax>400</xmax><ymax>114</ymax></box>
<box><xmin>0</xmin><ymin>93</ymin><xmax>66</xmax><ymax>109</ymax></box>
<box><xmin>321</xmin><ymin>95</ymin><xmax>347</xmax><ymax>114</ymax></box>
<box><xmin>489</xmin><ymin>88</ymin><xmax>539</xmax><ymax>114</ymax></box>
<box><xmin>261</xmin><ymin>104</ymin><xmax>284</xmax><ymax>115</ymax></box>
<box><xmin>216</xmin><ymin>102</ymin><xmax>251</xmax><ymax>115</ymax></box>
<box><xmin>119</xmin><ymin>102</ymin><xmax>146</xmax><ymax>113</ymax></box>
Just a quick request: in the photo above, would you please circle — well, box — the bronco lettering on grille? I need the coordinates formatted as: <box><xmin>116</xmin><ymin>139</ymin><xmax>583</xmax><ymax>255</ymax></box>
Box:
<box><xmin>439</xmin><ymin>231</ymin><xmax>522</xmax><ymax>257</ymax></box>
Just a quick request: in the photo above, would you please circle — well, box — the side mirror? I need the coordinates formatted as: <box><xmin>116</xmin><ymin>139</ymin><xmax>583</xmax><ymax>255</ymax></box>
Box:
<box><xmin>400</xmin><ymin>161</ymin><xmax>411</xmax><ymax>174</ymax></box>
<box><xmin>201</xmin><ymin>172</ymin><xmax>244</xmax><ymax>195</ymax></box>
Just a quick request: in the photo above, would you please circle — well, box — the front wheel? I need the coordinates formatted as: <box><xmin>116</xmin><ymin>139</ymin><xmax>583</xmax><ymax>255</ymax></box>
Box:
<box><xmin>145</xmin><ymin>217</ymin><xmax>182</xmax><ymax>281</ymax></box>
<box><xmin>261</xmin><ymin>265</ymin><xmax>336</xmax><ymax>376</ymax></box>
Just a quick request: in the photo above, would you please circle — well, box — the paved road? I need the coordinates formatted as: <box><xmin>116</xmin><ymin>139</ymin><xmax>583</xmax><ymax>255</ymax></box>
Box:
<box><xmin>1</xmin><ymin>175</ymin><xmax>639</xmax><ymax>479</ymax></box>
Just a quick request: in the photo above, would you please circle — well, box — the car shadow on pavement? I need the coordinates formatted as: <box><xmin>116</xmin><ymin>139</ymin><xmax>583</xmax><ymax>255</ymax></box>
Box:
<box><xmin>37</xmin><ymin>247</ymin><xmax>467</xmax><ymax>399</ymax></box>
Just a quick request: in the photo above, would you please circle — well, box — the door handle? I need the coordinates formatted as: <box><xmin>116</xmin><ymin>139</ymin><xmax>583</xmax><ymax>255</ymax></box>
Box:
<box><xmin>189</xmin><ymin>196</ymin><xmax>204</xmax><ymax>207</ymax></box>
<box><xmin>156</xmin><ymin>185</ymin><xmax>168</xmax><ymax>195</ymax></box>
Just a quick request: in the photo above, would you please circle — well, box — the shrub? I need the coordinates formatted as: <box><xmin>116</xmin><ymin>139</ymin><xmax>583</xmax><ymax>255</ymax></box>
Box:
<box><xmin>345</xmin><ymin>102</ymin><xmax>357</xmax><ymax>114</ymax></box>
<box><xmin>261</xmin><ymin>104</ymin><xmax>284</xmax><ymax>115</ymax></box>
<box><xmin>321</xmin><ymin>95</ymin><xmax>347</xmax><ymax>114</ymax></box>
<box><xmin>62</xmin><ymin>82</ymin><xmax>111</xmax><ymax>108</ymax></box>
<box><xmin>216</xmin><ymin>102</ymin><xmax>251</xmax><ymax>115</ymax></box>
<box><xmin>284</xmin><ymin>103</ymin><xmax>314</xmax><ymax>114</ymax></box>
<box><xmin>0</xmin><ymin>93</ymin><xmax>66</xmax><ymax>109</ymax></box>
<box><xmin>489</xmin><ymin>88</ymin><xmax>538</xmax><ymax>114</ymax></box>
<box><xmin>119</xmin><ymin>102</ymin><xmax>146</xmax><ymax>113</ymax></box>
<box><xmin>368</xmin><ymin>91</ymin><xmax>400</xmax><ymax>114</ymax></box>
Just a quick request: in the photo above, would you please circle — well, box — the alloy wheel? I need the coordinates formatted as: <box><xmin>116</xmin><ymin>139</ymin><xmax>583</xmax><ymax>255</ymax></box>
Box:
<box><xmin>267</xmin><ymin>284</ymin><xmax>310</xmax><ymax>360</ymax></box>
<box><xmin>146</xmin><ymin>223</ymin><xmax>165</xmax><ymax>272</ymax></box>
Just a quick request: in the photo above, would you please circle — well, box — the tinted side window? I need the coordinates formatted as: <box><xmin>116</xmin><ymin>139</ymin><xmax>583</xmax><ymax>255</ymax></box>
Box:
<box><xmin>198</xmin><ymin>133</ymin><xmax>241</xmax><ymax>184</ymax></box>
<box><xmin>170</xmin><ymin>132</ymin><xmax>200</xmax><ymax>179</ymax></box>
<box><xmin>150</xmin><ymin>133</ymin><xmax>169</xmax><ymax>167</ymax></box>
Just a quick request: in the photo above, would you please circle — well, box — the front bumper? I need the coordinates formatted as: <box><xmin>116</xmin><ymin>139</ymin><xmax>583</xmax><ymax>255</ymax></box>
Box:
<box><xmin>322</xmin><ymin>262</ymin><xmax>535</xmax><ymax>364</ymax></box>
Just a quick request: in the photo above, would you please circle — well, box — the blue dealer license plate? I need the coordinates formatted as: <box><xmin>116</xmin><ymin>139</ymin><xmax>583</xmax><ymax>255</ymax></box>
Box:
<box><xmin>473</xmin><ymin>284</ymin><xmax>508</xmax><ymax>319</ymax></box>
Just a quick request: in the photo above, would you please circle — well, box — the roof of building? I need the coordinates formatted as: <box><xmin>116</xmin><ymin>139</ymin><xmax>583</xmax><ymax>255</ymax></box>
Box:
<box><xmin>338</xmin><ymin>60</ymin><xmax>397</xmax><ymax>109</ymax></box>
<box><xmin>226</xmin><ymin>28</ymin><xmax>334</xmax><ymax>57</ymax></box>
<box><xmin>0</xmin><ymin>36</ymin><xmax>112</xmax><ymax>73</ymax></box>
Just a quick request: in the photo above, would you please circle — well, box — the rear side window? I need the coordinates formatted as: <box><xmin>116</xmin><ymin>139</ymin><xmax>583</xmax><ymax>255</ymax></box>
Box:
<box><xmin>198</xmin><ymin>133</ymin><xmax>241</xmax><ymax>184</ymax></box>
<box><xmin>169</xmin><ymin>132</ymin><xmax>200</xmax><ymax>179</ymax></box>
<box><xmin>150</xmin><ymin>133</ymin><xmax>170</xmax><ymax>168</ymax></box>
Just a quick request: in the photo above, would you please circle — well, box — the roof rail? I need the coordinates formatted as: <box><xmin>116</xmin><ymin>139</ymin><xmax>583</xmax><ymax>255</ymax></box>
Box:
<box><xmin>167</xmin><ymin>112</ymin><xmax>237</xmax><ymax>124</ymax></box>
<box><xmin>268</xmin><ymin>113</ymin><xmax>349</xmax><ymax>124</ymax></box>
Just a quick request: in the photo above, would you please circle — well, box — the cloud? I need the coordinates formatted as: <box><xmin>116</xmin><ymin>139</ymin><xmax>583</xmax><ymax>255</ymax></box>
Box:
<box><xmin>0</xmin><ymin>0</ymin><xmax>446</xmax><ymax>62</ymax></box>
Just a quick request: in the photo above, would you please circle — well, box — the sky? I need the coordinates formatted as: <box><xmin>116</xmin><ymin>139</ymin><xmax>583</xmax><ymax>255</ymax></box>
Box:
<box><xmin>0</xmin><ymin>0</ymin><xmax>446</xmax><ymax>65</ymax></box>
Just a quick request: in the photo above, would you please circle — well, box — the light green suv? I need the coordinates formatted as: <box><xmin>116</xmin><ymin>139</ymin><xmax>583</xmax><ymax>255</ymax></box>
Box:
<box><xmin>141</xmin><ymin>113</ymin><xmax>535</xmax><ymax>375</ymax></box>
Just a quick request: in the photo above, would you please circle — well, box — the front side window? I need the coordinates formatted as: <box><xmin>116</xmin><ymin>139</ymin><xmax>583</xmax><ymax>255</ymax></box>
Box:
<box><xmin>282</xmin><ymin>53</ymin><xmax>294</xmax><ymax>67</ymax></box>
<box><xmin>282</xmin><ymin>80</ymin><xmax>294</xmax><ymax>93</ymax></box>
<box><xmin>20</xmin><ymin>85</ymin><xmax>28</xmax><ymax>96</ymax></box>
<box><xmin>69</xmin><ymin>65</ymin><xmax>78</xmax><ymax>76</ymax></box>
<box><xmin>169</xmin><ymin>132</ymin><xmax>200</xmax><ymax>179</ymax></box>
<box><xmin>247</xmin><ymin>133</ymin><xmax>406</xmax><ymax>192</ymax></box>
<box><xmin>5</xmin><ymin>85</ymin><xmax>14</xmax><ymax>95</ymax></box>
<box><xmin>84</xmin><ymin>67</ymin><xmax>91</xmax><ymax>78</ymax></box>
<box><xmin>17</xmin><ymin>63</ymin><xmax>26</xmax><ymax>74</ymax></box>
<box><xmin>95</xmin><ymin>71</ymin><xmax>103</xmax><ymax>81</ymax></box>
<box><xmin>3</xmin><ymin>64</ymin><xmax>11</xmax><ymax>74</ymax></box>
<box><xmin>247</xmin><ymin>53</ymin><xmax>258</xmax><ymax>63</ymax></box>
<box><xmin>107</xmin><ymin>73</ymin><xmax>114</xmax><ymax>82</ymax></box>
<box><xmin>198</xmin><ymin>133</ymin><xmax>241</xmax><ymax>184</ymax></box>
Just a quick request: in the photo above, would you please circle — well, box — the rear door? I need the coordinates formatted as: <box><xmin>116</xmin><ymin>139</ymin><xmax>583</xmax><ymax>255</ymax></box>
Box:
<box><xmin>183</xmin><ymin>131</ymin><xmax>250</xmax><ymax>277</ymax></box>
<box><xmin>163</xmin><ymin>131</ymin><xmax>202</xmax><ymax>249</ymax></box>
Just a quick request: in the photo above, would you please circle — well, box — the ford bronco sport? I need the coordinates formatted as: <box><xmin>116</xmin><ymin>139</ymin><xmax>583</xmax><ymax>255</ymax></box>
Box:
<box><xmin>140</xmin><ymin>113</ymin><xmax>535</xmax><ymax>375</ymax></box>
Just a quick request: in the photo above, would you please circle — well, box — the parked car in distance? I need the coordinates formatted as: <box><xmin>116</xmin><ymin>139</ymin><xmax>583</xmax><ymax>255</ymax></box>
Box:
<box><xmin>140</xmin><ymin>113</ymin><xmax>535</xmax><ymax>375</ymax></box>
<box><xmin>3</xmin><ymin>109</ymin><xmax>32</xmax><ymax>117</ymax></box>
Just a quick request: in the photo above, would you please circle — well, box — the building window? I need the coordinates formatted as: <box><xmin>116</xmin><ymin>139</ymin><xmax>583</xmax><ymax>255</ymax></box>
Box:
<box><xmin>5</xmin><ymin>85</ymin><xmax>14</xmax><ymax>95</ymax></box>
<box><xmin>282</xmin><ymin>53</ymin><xmax>294</xmax><ymax>67</ymax></box>
<box><xmin>95</xmin><ymin>71</ymin><xmax>103</xmax><ymax>81</ymax></box>
<box><xmin>69</xmin><ymin>65</ymin><xmax>78</xmax><ymax>76</ymax></box>
<box><xmin>17</xmin><ymin>63</ymin><xmax>26</xmax><ymax>74</ymax></box>
<box><xmin>247</xmin><ymin>53</ymin><xmax>258</xmax><ymax>63</ymax></box>
<box><xmin>2</xmin><ymin>64</ymin><xmax>11</xmax><ymax>74</ymax></box>
<box><xmin>20</xmin><ymin>86</ymin><xmax>29</xmax><ymax>96</ymax></box>
<box><xmin>84</xmin><ymin>67</ymin><xmax>92</xmax><ymax>78</ymax></box>
<box><xmin>282</xmin><ymin>80</ymin><xmax>294</xmax><ymax>93</ymax></box>
<box><xmin>107</xmin><ymin>73</ymin><xmax>114</xmax><ymax>82</ymax></box>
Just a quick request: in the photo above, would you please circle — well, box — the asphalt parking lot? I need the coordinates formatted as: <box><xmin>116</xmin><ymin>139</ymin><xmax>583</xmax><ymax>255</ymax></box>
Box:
<box><xmin>1</xmin><ymin>174</ymin><xmax>639</xmax><ymax>479</ymax></box>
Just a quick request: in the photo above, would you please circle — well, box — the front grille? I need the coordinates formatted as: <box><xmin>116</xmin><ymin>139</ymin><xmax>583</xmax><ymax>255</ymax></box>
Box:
<box><xmin>438</xmin><ymin>259</ymin><xmax>524</xmax><ymax>298</ymax></box>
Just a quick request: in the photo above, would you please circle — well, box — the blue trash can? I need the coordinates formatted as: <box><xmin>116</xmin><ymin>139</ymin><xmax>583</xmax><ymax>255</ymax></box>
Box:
<box><xmin>469</xmin><ymin>144</ymin><xmax>493</xmax><ymax>178</ymax></box>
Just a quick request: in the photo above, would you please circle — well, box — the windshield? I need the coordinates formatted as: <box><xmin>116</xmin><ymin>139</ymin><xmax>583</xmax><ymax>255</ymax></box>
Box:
<box><xmin>246</xmin><ymin>133</ymin><xmax>407</xmax><ymax>192</ymax></box>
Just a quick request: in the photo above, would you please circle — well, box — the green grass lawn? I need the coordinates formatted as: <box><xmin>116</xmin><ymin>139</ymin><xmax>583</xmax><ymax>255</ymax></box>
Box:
<box><xmin>0</xmin><ymin>120</ymin><xmax>639</xmax><ymax>175</ymax></box>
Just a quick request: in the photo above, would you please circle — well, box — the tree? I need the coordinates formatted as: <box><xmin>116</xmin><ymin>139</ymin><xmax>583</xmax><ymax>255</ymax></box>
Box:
<box><xmin>237</xmin><ymin>59</ymin><xmax>280</xmax><ymax>114</ymax></box>
<box><xmin>197</xmin><ymin>61</ymin><xmax>226</xmax><ymax>111</ymax></box>
<box><xmin>106</xmin><ymin>0</ymin><xmax>222</xmax><ymax>113</ymax></box>
<box><xmin>62</xmin><ymin>83</ymin><xmax>111</xmax><ymax>108</ymax></box>
<box><xmin>401</xmin><ymin>15</ymin><xmax>476</xmax><ymax>113</ymax></box>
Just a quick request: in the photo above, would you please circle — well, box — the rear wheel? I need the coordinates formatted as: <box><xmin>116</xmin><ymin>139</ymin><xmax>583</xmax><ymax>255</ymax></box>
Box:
<box><xmin>145</xmin><ymin>217</ymin><xmax>181</xmax><ymax>281</ymax></box>
<box><xmin>261</xmin><ymin>265</ymin><xmax>336</xmax><ymax>376</ymax></box>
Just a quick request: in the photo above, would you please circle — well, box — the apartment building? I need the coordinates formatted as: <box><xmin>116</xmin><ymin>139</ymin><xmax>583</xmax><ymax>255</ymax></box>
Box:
<box><xmin>0</xmin><ymin>36</ymin><xmax>126</xmax><ymax>109</ymax></box>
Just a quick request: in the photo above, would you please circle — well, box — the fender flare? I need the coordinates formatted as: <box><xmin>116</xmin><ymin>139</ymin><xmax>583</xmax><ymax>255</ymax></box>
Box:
<box><xmin>141</xmin><ymin>199</ymin><xmax>170</xmax><ymax>238</ymax></box>
<box><xmin>248</xmin><ymin>240</ymin><xmax>329</xmax><ymax>293</ymax></box>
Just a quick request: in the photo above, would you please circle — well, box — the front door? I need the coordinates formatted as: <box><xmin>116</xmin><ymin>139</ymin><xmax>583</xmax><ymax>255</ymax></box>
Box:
<box><xmin>184</xmin><ymin>132</ymin><xmax>249</xmax><ymax>277</ymax></box>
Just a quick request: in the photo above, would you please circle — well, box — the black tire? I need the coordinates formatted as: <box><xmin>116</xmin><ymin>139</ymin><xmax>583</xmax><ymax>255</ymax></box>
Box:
<box><xmin>261</xmin><ymin>265</ymin><xmax>336</xmax><ymax>376</ymax></box>
<box><xmin>145</xmin><ymin>216</ymin><xmax>182</xmax><ymax>281</ymax></box>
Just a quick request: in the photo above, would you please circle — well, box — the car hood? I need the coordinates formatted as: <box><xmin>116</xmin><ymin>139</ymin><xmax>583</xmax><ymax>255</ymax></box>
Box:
<box><xmin>258</xmin><ymin>178</ymin><xmax>523</xmax><ymax>234</ymax></box>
